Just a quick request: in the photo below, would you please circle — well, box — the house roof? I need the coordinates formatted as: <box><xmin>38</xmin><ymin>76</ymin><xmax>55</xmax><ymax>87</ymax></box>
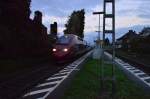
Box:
<box><xmin>117</xmin><ymin>30</ymin><xmax>138</xmax><ymax>41</ymax></box>
<box><xmin>139</xmin><ymin>27</ymin><xmax>150</xmax><ymax>37</ymax></box>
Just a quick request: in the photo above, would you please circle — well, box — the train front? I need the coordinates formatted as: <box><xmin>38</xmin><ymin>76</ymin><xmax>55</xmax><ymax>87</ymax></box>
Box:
<box><xmin>52</xmin><ymin>35</ymin><xmax>74</xmax><ymax>62</ymax></box>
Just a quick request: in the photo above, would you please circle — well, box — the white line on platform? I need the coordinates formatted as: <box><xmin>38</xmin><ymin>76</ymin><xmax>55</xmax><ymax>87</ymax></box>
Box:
<box><xmin>124</xmin><ymin>66</ymin><xmax>132</xmax><ymax>68</ymax></box>
<box><xmin>61</xmin><ymin>68</ymin><xmax>71</xmax><ymax>70</ymax></box>
<box><xmin>141</xmin><ymin>77</ymin><xmax>150</xmax><ymax>80</ymax></box>
<box><xmin>47</xmin><ymin>76</ymin><xmax>66</xmax><ymax>81</ymax></box>
<box><xmin>53</xmin><ymin>72</ymin><xmax>68</xmax><ymax>76</ymax></box>
<box><xmin>126</xmin><ymin>67</ymin><xmax>136</xmax><ymax>69</ymax></box>
<box><xmin>130</xmin><ymin>69</ymin><xmax>141</xmax><ymax>72</ymax></box>
<box><xmin>37</xmin><ymin>81</ymin><xmax>59</xmax><ymax>87</ymax></box>
<box><xmin>135</xmin><ymin>72</ymin><xmax>145</xmax><ymax>76</ymax></box>
<box><xmin>37</xmin><ymin>98</ymin><xmax>44</xmax><ymax>99</ymax></box>
<box><xmin>59</xmin><ymin>70</ymin><xmax>70</xmax><ymax>73</ymax></box>
<box><xmin>24</xmin><ymin>88</ymin><xmax>53</xmax><ymax>97</ymax></box>
<box><xmin>37</xmin><ymin>98</ymin><xmax>43</xmax><ymax>99</ymax></box>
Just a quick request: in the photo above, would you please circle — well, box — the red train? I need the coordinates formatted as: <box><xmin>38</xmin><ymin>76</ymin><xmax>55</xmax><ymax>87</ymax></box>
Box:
<box><xmin>52</xmin><ymin>34</ymin><xmax>90</xmax><ymax>62</ymax></box>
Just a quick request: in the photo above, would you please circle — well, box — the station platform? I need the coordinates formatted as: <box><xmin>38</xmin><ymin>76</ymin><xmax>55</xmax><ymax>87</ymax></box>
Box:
<box><xmin>92</xmin><ymin>47</ymin><xmax>102</xmax><ymax>59</ymax></box>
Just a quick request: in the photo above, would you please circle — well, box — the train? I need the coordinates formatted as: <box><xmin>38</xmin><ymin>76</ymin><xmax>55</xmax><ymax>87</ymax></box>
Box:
<box><xmin>52</xmin><ymin>34</ymin><xmax>91</xmax><ymax>63</ymax></box>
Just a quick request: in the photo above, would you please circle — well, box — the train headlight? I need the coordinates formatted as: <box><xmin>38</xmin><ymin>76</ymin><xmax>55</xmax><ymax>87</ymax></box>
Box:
<box><xmin>63</xmin><ymin>48</ymin><xmax>68</xmax><ymax>52</ymax></box>
<box><xmin>53</xmin><ymin>48</ymin><xmax>57</xmax><ymax>52</ymax></box>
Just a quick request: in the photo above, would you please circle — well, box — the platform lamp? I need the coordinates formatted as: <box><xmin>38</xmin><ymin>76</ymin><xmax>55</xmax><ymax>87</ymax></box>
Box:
<box><xmin>93</xmin><ymin>12</ymin><xmax>104</xmax><ymax>48</ymax></box>
<box><xmin>93</xmin><ymin>12</ymin><xmax>104</xmax><ymax>92</ymax></box>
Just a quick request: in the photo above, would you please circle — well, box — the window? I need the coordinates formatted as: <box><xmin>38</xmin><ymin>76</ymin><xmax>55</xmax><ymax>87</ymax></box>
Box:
<box><xmin>57</xmin><ymin>36</ymin><xmax>71</xmax><ymax>44</ymax></box>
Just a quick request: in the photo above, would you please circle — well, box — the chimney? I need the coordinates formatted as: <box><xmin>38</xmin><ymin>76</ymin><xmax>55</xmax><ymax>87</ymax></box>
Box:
<box><xmin>34</xmin><ymin>10</ymin><xmax>42</xmax><ymax>24</ymax></box>
<box><xmin>50</xmin><ymin>22</ymin><xmax>57</xmax><ymax>36</ymax></box>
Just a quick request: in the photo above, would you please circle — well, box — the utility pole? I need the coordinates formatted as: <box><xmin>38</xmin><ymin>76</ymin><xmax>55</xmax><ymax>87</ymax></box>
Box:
<box><xmin>93</xmin><ymin>12</ymin><xmax>104</xmax><ymax>48</ymax></box>
<box><xmin>93</xmin><ymin>11</ymin><xmax>104</xmax><ymax>93</ymax></box>
<box><xmin>93</xmin><ymin>0</ymin><xmax>116</xmax><ymax>98</ymax></box>
<box><xmin>103</xmin><ymin>0</ymin><xmax>116</xmax><ymax>98</ymax></box>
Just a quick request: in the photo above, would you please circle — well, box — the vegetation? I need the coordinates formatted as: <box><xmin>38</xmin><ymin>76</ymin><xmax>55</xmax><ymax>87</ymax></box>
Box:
<box><xmin>63</xmin><ymin>59</ymin><xmax>150</xmax><ymax>99</ymax></box>
<box><xmin>0</xmin><ymin>0</ymin><xmax>50</xmax><ymax>59</ymax></box>
<box><xmin>64</xmin><ymin>9</ymin><xmax>85</xmax><ymax>38</ymax></box>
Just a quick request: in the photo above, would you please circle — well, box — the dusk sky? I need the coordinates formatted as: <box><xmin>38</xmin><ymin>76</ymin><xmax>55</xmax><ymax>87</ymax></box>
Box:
<box><xmin>31</xmin><ymin>0</ymin><xmax>150</xmax><ymax>43</ymax></box>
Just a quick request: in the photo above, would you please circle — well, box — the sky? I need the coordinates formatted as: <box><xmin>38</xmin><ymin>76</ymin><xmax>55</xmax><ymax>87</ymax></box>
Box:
<box><xmin>31</xmin><ymin>0</ymin><xmax>150</xmax><ymax>44</ymax></box>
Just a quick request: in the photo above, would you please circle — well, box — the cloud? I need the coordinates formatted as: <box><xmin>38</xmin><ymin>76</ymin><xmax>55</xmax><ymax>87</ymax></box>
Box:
<box><xmin>31</xmin><ymin>0</ymin><xmax>150</xmax><ymax>37</ymax></box>
<box><xmin>31</xmin><ymin>0</ymin><xmax>103</xmax><ymax>33</ymax></box>
<box><xmin>31</xmin><ymin>0</ymin><xmax>101</xmax><ymax>17</ymax></box>
<box><xmin>84</xmin><ymin>13</ymin><xmax>99</xmax><ymax>33</ymax></box>
<box><xmin>116</xmin><ymin>16</ymin><xmax>150</xmax><ymax>29</ymax></box>
<box><xmin>84</xmin><ymin>0</ymin><xmax>150</xmax><ymax>33</ymax></box>
<box><xmin>116</xmin><ymin>0</ymin><xmax>150</xmax><ymax>18</ymax></box>
<box><xmin>42</xmin><ymin>15</ymin><xmax>67</xmax><ymax>25</ymax></box>
<box><xmin>41</xmin><ymin>15</ymin><xmax>67</xmax><ymax>33</ymax></box>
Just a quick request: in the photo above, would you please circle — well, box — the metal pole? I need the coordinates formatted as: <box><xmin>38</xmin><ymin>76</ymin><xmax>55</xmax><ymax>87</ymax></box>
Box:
<box><xmin>103</xmin><ymin>0</ymin><xmax>106</xmax><ymax>41</ymax></box>
<box><xmin>93</xmin><ymin>12</ymin><xmax>103</xmax><ymax>47</ymax></box>
<box><xmin>98</xmin><ymin>14</ymin><xmax>100</xmax><ymax>41</ymax></box>
<box><xmin>93</xmin><ymin>11</ymin><xmax>104</xmax><ymax>91</ymax></box>
<box><xmin>112</xmin><ymin>0</ymin><xmax>116</xmax><ymax>98</ymax></box>
<box><xmin>102</xmin><ymin>0</ymin><xmax>116</xmax><ymax>98</ymax></box>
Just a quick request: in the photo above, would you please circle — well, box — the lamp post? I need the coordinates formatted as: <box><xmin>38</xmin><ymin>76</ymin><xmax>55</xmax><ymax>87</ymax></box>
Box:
<box><xmin>93</xmin><ymin>12</ymin><xmax>104</xmax><ymax>48</ymax></box>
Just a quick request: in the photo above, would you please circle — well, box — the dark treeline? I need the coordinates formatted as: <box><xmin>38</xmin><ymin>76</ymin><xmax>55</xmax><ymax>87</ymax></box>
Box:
<box><xmin>0</xmin><ymin>0</ymin><xmax>51</xmax><ymax>59</ymax></box>
<box><xmin>64</xmin><ymin>9</ymin><xmax>85</xmax><ymax>39</ymax></box>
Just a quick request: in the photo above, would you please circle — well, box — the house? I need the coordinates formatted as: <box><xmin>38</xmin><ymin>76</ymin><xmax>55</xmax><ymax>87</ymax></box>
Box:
<box><xmin>139</xmin><ymin>27</ymin><xmax>150</xmax><ymax>37</ymax></box>
<box><xmin>116</xmin><ymin>30</ymin><xmax>139</xmax><ymax>50</ymax></box>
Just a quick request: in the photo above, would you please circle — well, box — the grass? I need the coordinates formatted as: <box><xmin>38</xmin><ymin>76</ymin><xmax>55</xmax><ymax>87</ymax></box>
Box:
<box><xmin>63</xmin><ymin>59</ymin><xmax>150</xmax><ymax>99</ymax></box>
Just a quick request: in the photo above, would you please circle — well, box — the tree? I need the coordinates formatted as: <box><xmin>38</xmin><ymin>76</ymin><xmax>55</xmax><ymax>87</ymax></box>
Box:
<box><xmin>64</xmin><ymin>9</ymin><xmax>85</xmax><ymax>38</ymax></box>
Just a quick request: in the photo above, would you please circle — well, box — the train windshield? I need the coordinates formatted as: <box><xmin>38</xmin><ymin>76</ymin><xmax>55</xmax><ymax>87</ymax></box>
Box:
<box><xmin>56</xmin><ymin>36</ymin><xmax>71</xmax><ymax>44</ymax></box>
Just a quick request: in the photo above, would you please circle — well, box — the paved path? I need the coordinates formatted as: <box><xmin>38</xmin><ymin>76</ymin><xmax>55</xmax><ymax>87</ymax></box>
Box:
<box><xmin>92</xmin><ymin>47</ymin><xmax>102</xmax><ymax>59</ymax></box>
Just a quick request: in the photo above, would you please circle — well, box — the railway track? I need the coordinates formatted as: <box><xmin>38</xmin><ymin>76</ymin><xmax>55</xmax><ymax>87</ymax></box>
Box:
<box><xmin>117</xmin><ymin>55</ymin><xmax>150</xmax><ymax>75</ymax></box>
<box><xmin>22</xmin><ymin>50</ymin><xmax>93</xmax><ymax>99</ymax></box>
<box><xmin>105</xmin><ymin>52</ymin><xmax>150</xmax><ymax>92</ymax></box>
<box><xmin>0</xmin><ymin>61</ymin><xmax>68</xmax><ymax>99</ymax></box>
<box><xmin>0</xmin><ymin>50</ymin><xmax>92</xmax><ymax>99</ymax></box>
<box><xmin>107</xmin><ymin>51</ymin><xmax>150</xmax><ymax>75</ymax></box>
